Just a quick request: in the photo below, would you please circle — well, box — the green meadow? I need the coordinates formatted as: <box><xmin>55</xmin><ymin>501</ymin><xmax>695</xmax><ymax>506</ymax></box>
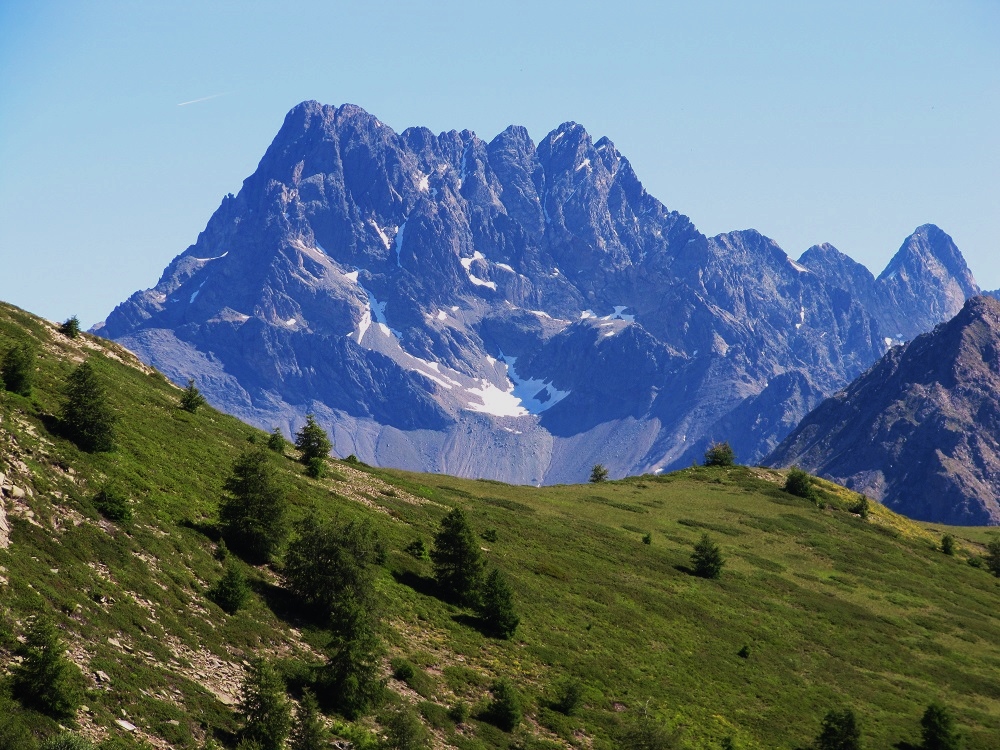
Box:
<box><xmin>2</xmin><ymin>300</ymin><xmax>999</xmax><ymax>749</ymax></box>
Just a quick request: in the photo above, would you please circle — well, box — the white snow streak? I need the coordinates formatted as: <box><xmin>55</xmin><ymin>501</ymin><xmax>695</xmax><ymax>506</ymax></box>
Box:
<box><xmin>394</xmin><ymin>222</ymin><xmax>407</xmax><ymax>267</ymax></box>
<box><xmin>370</xmin><ymin>220</ymin><xmax>392</xmax><ymax>250</ymax></box>
<box><xmin>788</xmin><ymin>257</ymin><xmax>809</xmax><ymax>273</ymax></box>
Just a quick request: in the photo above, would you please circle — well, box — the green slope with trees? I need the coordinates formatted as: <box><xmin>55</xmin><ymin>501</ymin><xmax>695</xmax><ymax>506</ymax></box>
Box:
<box><xmin>1</xmin><ymin>300</ymin><xmax>999</xmax><ymax>749</ymax></box>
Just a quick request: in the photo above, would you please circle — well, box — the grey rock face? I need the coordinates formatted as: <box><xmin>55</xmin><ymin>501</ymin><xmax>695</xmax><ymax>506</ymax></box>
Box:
<box><xmin>767</xmin><ymin>296</ymin><xmax>1000</xmax><ymax>525</ymax></box>
<box><xmin>96</xmin><ymin>101</ymin><xmax>980</xmax><ymax>484</ymax></box>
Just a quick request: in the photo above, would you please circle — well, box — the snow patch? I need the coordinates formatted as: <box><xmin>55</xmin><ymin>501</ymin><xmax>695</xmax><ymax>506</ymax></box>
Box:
<box><xmin>465</xmin><ymin>380</ymin><xmax>529</xmax><ymax>417</ymax></box>
<box><xmin>468</xmin><ymin>275</ymin><xmax>496</xmax><ymax>290</ymax></box>
<box><xmin>190</xmin><ymin>251</ymin><xmax>228</xmax><ymax>263</ymax></box>
<box><xmin>436</xmin><ymin>310</ymin><xmax>448</xmax><ymax>321</ymax></box>
<box><xmin>580</xmin><ymin>310</ymin><xmax>597</xmax><ymax>319</ymax></box>
<box><xmin>344</xmin><ymin>270</ymin><xmax>359</xmax><ymax>283</ymax></box>
<box><xmin>369</xmin><ymin>220</ymin><xmax>392</xmax><ymax>250</ymax></box>
<box><xmin>495</xmin><ymin>262</ymin><xmax>515</xmax><ymax>273</ymax></box>
<box><xmin>503</xmin><ymin>355</ymin><xmax>570</xmax><ymax>414</ymax></box>
<box><xmin>575</xmin><ymin>158</ymin><xmax>591</xmax><ymax>172</ymax></box>
<box><xmin>189</xmin><ymin>280</ymin><xmax>207</xmax><ymax>304</ymax></box>
<box><xmin>601</xmin><ymin>306</ymin><xmax>635</xmax><ymax>322</ymax></box>
<box><xmin>461</xmin><ymin>251</ymin><xmax>496</xmax><ymax>289</ymax></box>
<box><xmin>394</xmin><ymin>222</ymin><xmax>407</xmax><ymax>267</ymax></box>
<box><xmin>285</xmin><ymin>317</ymin><xmax>297</xmax><ymax>327</ymax></box>
<box><xmin>459</xmin><ymin>251</ymin><xmax>486</xmax><ymax>270</ymax></box>
<box><xmin>788</xmin><ymin>257</ymin><xmax>809</xmax><ymax>273</ymax></box>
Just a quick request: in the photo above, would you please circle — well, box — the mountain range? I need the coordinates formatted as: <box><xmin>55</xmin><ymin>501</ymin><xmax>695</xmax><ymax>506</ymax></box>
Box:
<box><xmin>96</xmin><ymin>100</ymin><xmax>981</xmax><ymax>485</ymax></box>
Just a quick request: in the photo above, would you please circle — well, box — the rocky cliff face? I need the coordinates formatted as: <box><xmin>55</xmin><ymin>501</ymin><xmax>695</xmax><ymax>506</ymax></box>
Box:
<box><xmin>767</xmin><ymin>295</ymin><xmax>1000</xmax><ymax>525</ymax></box>
<box><xmin>96</xmin><ymin>101</ymin><xmax>980</xmax><ymax>483</ymax></box>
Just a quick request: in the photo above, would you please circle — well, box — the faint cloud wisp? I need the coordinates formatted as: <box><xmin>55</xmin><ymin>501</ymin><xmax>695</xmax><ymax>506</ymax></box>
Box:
<box><xmin>177</xmin><ymin>93</ymin><xmax>227</xmax><ymax>107</ymax></box>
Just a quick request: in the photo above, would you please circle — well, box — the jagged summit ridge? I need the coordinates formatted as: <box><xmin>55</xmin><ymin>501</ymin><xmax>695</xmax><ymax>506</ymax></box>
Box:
<box><xmin>96</xmin><ymin>101</ymin><xmax>980</xmax><ymax>484</ymax></box>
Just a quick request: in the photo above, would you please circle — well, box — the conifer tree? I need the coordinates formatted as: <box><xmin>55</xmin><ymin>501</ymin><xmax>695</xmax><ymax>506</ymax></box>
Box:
<box><xmin>319</xmin><ymin>601</ymin><xmax>385</xmax><ymax>719</ymax></box>
<box><xmin>289</xmin><ymin>688</ymin><xmax>326</xmax><ymax>750</ymax></box>
<box><xmin>58</xmin><ymin>316</ymin><xmax>80</xmax><ymax>338</ymax></box>
<box><xmin>703</xmin><ymin>441</ymin><xmax>735</xmax><ymax>466</ymax></box>
<box><xmin>784</xmin><ymin>466</ymin><xmax>818</xmax><ymax>502</ymax></box>
<box><xmin>210</xmin><ymin>560</ymin><xmax>250</xmax><ymax>614</ymax></box>
<box><xmin>478</xmin><ymin>568</ymin><xmax>519</xmax><ymax>638</ymax></box>
<box><xmin>12</xmin><ymin>615</ymin><xmax>84</xmax><ymax>719</ymax></box>
<box><xmin>589</xmin><ymin>464</ymin><xmax>609</xmax><ymax>483</ymax></box>
<box><xmin>284</xmin><ymin>515</ymin><xmax>383</xmax><ymax>628</ymax></box>
<box><xmin>180</xmin><ymin>378</ymin><xmax>207</xmax><ymax>413</ymax></box>
<box><xmin>295</xmin><ymin>414</ymin><xmax>332</xmax><ymax>464</ymax></box>
<box><xmin>815</xmin><ymin>708</ymin><xmax>862</xmax><ymax>750</ymax></box>
<box><xmin>1</xmin><ymin>341</ymin><xmax>35</xmax><ymax>396</ymax></box>
<box><xmin>381</xmin><ymin>706</ymin><xmax>430</xmax><ymax>749</ymax></box>
<box><xmin>62</xmin><ymin>359</ymin><xmax>117</xmax><ymax>452</ymax></box>
<box><xmin>431</xmin><ymin>507</ymin><xmax>485</xmax><ymax>605</ymax></box>
<box><xmin>219</xmin><ymin>445</ymin><xmax>288</xmax><ymax>563</ymax></box>
<box><xmin>691</xmin><ymin>533</ymin><xmax>724</xmax><ymax>579</ymax></box>
<box><xmin>267</xmin><ymin>427</ymin><xmax>286</xmax><ymax>453</ymax></box>
<box><xmin>920</xmin><ymin>702</ymin><xmax>961</xmax><ymax>750</ymax></box>
<box><xmin>237</xmin><ymin>659</ymin><xmax>291</xmax><ymax>750</ymax></box>
<box><xmin>985</xmin><ymin>539</ymin><xmax>1000</xmax><ymax>577</ymax></box>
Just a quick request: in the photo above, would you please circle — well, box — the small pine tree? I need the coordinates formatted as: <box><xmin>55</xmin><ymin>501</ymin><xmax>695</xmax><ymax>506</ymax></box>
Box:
<box><xmin>210</xmin><ymin>561</ymin><xmax>250</xmax><ymax>614</ymax></box>
<box><xmin>319</xmin><ymin>605</ymin><xmax>386</xmax><ymax>719</ymax></box>
<box><xmin>381</xmin><ymin>706</ymin><xmax>430</xmax><ymax>750</ymax></box>
<box><xmin>920</xmin><ymin>702</ymin><xmax>961</xmax><ymax>750</ymax></box>
<box><xmin>237</xmin><ymin>659</ymin><xmax>291</xmax><ymax>750</ymax></box>
<box><xmin>1</xmin><ymin>341</ymin><xmax>35</xmax><ymax>396</ymax></box>
<box><xmin>551</xmin><ymin>677</ymin><xmax>584</xmax><ymax>716</ymax></box>
<box><xmin>486</xmin><ymin>678</ymin><xmax>522</xmax><ymax>732</ymax></box>
<box><xmin>784</xmin><ymin>466</ymin><xmax>818</xmax><ymax>501</ymax></box>
<box><xmin>94</xmin><ymin>484</ymin><xmax>132</xmax><ymax>523</ymax></box>
<box><xmin>180</xmin><ymin>378</ymin><xmax>207</xmax><ymax>413</ymax></box>
<box><xmin>478</xmin><ymin>569</ymin><xmax>519</xmax><ymax>638</ymax></box>
<box><xmin>850</xmin><ymin>495</ymin><xmax>870</xmax><ymax>519</ymax></box>
<box><xmin>815</xmin><ymin>708</ymin><xmax>862</xmax><ymax>750</ymax></box>
<box><xmin>985</xmin><ymin>539</ymin><xmax>1000</xmax><ymax>577</ymax></box>
<box><xmin>219</xmin><ymin>445</ymin><xmax>288</xmax><ymax>563</ymax></box>
<box><xmin>405</xmin><ymin>538</ymin><xmax>428</xmax><ymax>559</ymax></box>
<box><xmin>267</xmin><ymin>428</ymin><xmax>286</xmax><ymax>454</ymax></box>
<box><xmin>691</xmin><ymin>533</ymin><xmax>724</xmax><ymax>579</ymax></box>
<box><xmin>304</xmin><ymin>456</ymin><xmax>326</xmax><ymax>479</ymax></box>
<box><xmin>431</xmin><ymin>507</ymin><xmax>485</xmax><ymax>605</ymax></box>
<box><xmin>940</xmin><ymin>534</ymin><xmax>955</xmax><ymax>556</ymax></box>
<box><xmin>589</xmin><ymin>464</ymin><xmax>609</xmax><ymax>483</ymax></box>
<box><xmin>59</xmin><ymin>316</ymin><xmax>81</xmax><ymax>338</ymax></box>
<box><xmin>703</xmin><ymin>441</ymin><xmax>735</xmax><ymax>467</ymax></box>
<box><xmin>12</xmin><ymin>615</ymin><xmax>84</xmax><ymax>719</ymax></box>
<box><xmin>62</xmin><ymin>359</ymin><xmax>117</xmax><ymax>452</ymax></box>
<box><xmin>289</xmin><ymin>688</ymin><xmax>326</xmax><ymax>750</ymax></box>
<box><xmin>295</xmin><ymin>414</ymin><xmax>332</xmax><ymax>465</ymax></box>
<box><xmin>617</xmin><ymin>708</ymin><xmax>683</xmax><ymax>749</ymax></box>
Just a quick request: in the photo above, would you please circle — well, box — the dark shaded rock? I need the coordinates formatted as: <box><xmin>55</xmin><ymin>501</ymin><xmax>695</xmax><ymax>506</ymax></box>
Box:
<box><xmin>767</xmin><ymin>296</ymin><xmax>1000</xmax><ymax>524</ymax></box>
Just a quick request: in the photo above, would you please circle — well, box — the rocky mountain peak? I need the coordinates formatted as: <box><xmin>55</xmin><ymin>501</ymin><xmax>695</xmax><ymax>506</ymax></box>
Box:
<box><xmin>768</xmin><ymin>294</ymin><xmax>1000</xmax><ymax>524</ymax></box>
<box><xmin>95</xmin><ymin>101</ymin><xmax>982</xmax><ymax>490</ymax></box>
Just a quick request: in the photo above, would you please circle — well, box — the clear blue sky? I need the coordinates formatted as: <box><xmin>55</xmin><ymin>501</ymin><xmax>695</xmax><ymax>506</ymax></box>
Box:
<box><xmin>1</xmin><ymin>1</ymin><xmax>997</xmax><ymax>327</ymax></box>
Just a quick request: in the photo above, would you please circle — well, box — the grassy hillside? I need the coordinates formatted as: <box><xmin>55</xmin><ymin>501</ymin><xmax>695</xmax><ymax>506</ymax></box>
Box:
<box><xmin>2</xmin><ymin>300</ymin><xmax>1000</xmax><ymax>749</ymax></box>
